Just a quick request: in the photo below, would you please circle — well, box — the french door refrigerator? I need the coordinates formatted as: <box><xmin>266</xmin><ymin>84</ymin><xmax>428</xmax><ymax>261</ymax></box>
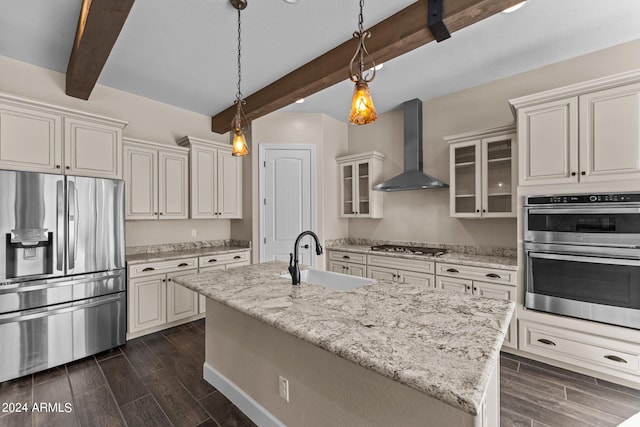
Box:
<box><xmin>0</xmin><ymin>170</ymin><xmax>126</xmax><ymax>382</ymax></box>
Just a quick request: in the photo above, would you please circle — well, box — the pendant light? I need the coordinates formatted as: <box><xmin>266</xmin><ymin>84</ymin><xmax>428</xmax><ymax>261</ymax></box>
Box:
<box><xmin>230</xmin><ymin>0</ymin><xmax>249</xmax><ymax>157</ymax></box>
<box><xmin>348</xmin><ymin>0</ymin><xmax>377</xmax><ymax>125</ymax></box>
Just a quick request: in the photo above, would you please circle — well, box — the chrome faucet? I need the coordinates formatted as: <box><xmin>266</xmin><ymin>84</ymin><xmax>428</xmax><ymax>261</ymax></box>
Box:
<box><xmin>288</xmin><ymin>231</ymin><xmax>323</xmax><ymax>285</ymax></box>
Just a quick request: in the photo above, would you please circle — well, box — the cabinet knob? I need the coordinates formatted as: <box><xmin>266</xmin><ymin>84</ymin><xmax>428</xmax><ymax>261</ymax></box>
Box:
<box><xmin>65</xmin><ymin>166</ymin><xmax>70</xmax><ymax>170</ymax></box>
<box><xmin>476</xmin><ymin>209</ymin><xmax>480</xmax><ymax>213</ymax></box>
<box><xmin>159</xmin><ymin>212</ymin><xmax>164</xmax><ymax>215</ymax></box>
<box><xmin>56</xmin><ymin>165</ymin><xmax>61</xmax><ymax>169</ymax></box>
<box><xmin>571</xmin><ymin>172</ymin><xmax>576</xmax><ymax>176</ymax></box>
<box><xmin>466</xmin><ymin>285</ymin><xmax>471</xmax><ymax>291</ymax></box>
<box><xmin>154</xmin><ymin>212</ymin><xmax>158</xmax><ymax>215</ymax></box>
<box><xmin>581</xmin><ymin>171</ymin><xmax>586</xmax><ymax>176</ymax></box>
<box><xmin>482</xmin><ymin>209</ymin><xmax>486</xmax><ymax>213</ymax></box>
<box><xmin>473</xmin><ymin>287</ymin><xmax>477</xmax><ymax>292</ymax></box>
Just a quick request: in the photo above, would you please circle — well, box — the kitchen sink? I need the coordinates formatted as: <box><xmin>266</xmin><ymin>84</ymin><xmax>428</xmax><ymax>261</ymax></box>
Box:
<box><xmin>280</xmin><ymin>269</ymin><xmax>374</xmax><ymax>291</ymax></box>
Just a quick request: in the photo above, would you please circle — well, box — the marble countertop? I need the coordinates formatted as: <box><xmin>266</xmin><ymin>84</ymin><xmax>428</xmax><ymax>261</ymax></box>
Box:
<box><xmin>172</xmin><ymin>261</ymin><xmax>515</xmax><ymax>416</ymax></box>
<box><xmin>126</xmin><ymin>246</ymin><xmax>250</xmax><ymax>265</ymax></box>
<box><xmin>329</xmin><ymin>244</ymin><xmax>517</xmax><ymax>270</ymax></box>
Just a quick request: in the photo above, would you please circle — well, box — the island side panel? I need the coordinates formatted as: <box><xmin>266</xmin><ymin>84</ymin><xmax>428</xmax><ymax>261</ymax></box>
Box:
<box><xmin>204</xmin><ymin>298</ymin><xmax>487</xmax><ymax>427</ymax></box>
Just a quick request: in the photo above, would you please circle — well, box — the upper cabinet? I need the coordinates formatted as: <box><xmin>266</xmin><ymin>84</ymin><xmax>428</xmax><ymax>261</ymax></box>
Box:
<box><xmin>336</xmin><ymin>151</ymin><xmax>385</xmax><ymax>218</ymax></box>
<box><xmin>445</xmin><ymin>125</ymin><xmax>517</xmax><ymax>218</ymax></box>
<box><xmin>0</xmin><ymin>92</ymin><xmax>126</xmax><ymax>178</ymax></box>
<box><xmin>123</xmin><ymin>138</ymin><xmax>189</xmax><ymax>220</ymax></box>
<box><xmin>177</xmin><ymin>136</ymin><xmax>242</xmax><ymax>219</ymax></box>
<box><xmin>510</xmin><ymin>71</ymin><xmax>640</xmax><ymax>187</ymax></box>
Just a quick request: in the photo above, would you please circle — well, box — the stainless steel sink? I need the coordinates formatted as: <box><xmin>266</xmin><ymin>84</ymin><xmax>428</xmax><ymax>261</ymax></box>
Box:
<box><xmin>280</xmin><ymin>269</ymin><xmax>374</xmax><ymax>291</ymax></box>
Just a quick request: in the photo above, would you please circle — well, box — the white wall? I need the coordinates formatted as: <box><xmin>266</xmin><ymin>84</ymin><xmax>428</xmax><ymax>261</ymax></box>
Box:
<box><xmin>0</xmin><ymin>54</ymin><xmax>232</xmax><ymax>247</ymax></box>
<box><xmin>251</xmin><ymin>112</ymin><xmax>348</xmax><ymax>263</ymax></box>
<box><xmin>347</xmin><ymin>38</ymin><xmax>640</xmax><ymax>249</ymax></box>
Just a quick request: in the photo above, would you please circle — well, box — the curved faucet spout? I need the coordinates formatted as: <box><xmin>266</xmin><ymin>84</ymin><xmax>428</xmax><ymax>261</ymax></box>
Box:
<box><xmin>289</xmin><ymin>231</ymin><xmax>323</xmax><ymax>285</ymax></box>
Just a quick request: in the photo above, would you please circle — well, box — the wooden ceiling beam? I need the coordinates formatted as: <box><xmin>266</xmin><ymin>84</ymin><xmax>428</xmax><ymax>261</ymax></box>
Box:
<box><xmin>212</xmin><ymin>0</ymin><xmax>523</xmax><ymax>133</ymax></box>
<box><xmin>66</xmin><ymin>0</ymin><xmax>135</xmax><ymax>100</ymax></box>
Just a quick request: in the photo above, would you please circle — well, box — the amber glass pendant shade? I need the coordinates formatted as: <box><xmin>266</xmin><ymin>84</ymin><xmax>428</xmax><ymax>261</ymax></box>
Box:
<box><xmin>349</xmin><ymin>80</ymin><xmax>377</xmax><ymax>125</ymax></box>
<box><xmin>232</xmin><ymin>129</ymin><xmax>249</xmax><ymax>157</ymax></box>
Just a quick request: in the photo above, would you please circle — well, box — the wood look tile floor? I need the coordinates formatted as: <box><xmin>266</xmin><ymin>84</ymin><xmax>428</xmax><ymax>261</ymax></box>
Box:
<box><xmin>2</xmin><ymin>320</ymin><xmax>640</xmax><ymax>427</ymax></box>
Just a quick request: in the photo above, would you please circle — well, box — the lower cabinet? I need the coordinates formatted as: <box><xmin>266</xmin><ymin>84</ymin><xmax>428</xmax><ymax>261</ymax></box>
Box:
<box><xmin>127</xmin><ymin>250</ymin><xmax>250</xmax><ymax>338</ymax></box>
<box><xmin>327</xmin><ymin>250</ymin><xmax>367</xmax><ymax>277</ymax></box>
<box><xmin>436</xmin><ymin>262</ymin><xmax>517</xmax><ymax>349</ymax></box>
<box><xmin>367</xmin><ymin>254</ymin><xmax>435</xmax><ymax>288</ymax></box>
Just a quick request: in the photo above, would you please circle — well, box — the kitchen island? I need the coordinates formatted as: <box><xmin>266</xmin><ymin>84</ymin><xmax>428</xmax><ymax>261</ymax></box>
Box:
<box><xmin>173</xmin><ymin>261</ymin><xmax>515</xmax><ymax>427</ymax></box>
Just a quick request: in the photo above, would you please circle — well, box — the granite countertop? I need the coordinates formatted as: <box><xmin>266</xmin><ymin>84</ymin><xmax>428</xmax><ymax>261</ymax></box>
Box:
<box><xmin>126</xmin><ymin>246</ymin><xmax>250</xmax><ymax>265</ymax></box>
<box><xmin>328</xmin><ymin>244</ymin><xmax>517</xmax><ymax>270</ymax></box>
<box><xmin>173</xmin><ymin>261</ymin><xmax>515</xmax><ymax>416</ymax></box>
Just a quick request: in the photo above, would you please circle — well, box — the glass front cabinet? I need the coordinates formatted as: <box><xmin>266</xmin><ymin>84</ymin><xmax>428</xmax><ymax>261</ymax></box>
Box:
<box><xmin>445</xmin><ymin>125</ymin><xmax>517</xmax><ymax>218</ymax></box>
<box><xmin>336</xmin><ymin>151</ymin><xmax>385</xmax><ymax>218</ymax></box>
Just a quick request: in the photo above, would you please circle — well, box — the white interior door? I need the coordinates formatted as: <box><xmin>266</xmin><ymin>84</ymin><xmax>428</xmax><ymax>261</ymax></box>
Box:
<box><xmin>260</xmin><ymin>145</ymin><xmax>316</xmax><ymax>267</ymax></box>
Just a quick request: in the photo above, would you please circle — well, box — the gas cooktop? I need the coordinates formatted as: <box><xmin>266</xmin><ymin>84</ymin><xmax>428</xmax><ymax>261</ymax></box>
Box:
<box><xmin>370</xmin><ymin>245</ymin><xmax>447</xmax><ymax>256</ymax></box>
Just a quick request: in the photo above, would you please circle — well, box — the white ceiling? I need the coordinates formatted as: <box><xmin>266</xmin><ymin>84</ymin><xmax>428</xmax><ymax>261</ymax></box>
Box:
<box><xmin>1</xmin><ymin>0</ymin><xmax>640</xmax><ymax>128</ymax></box>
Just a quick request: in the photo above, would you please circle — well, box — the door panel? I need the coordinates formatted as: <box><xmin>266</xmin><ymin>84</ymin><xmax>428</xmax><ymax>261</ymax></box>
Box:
<box><xmin>67</xmin><ymin>176</ymin><xmax>125</xmax><ymax>275</ymax></box>
<box><xmin>263</xmin><ymin>148</ymin><xmax>313</xmax><ymax>265</ymax></box>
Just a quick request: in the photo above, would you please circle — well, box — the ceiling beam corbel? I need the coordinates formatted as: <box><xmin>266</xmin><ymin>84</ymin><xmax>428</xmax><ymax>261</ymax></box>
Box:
<box><xmin>65</xmin><ymin>0</ymin><xmax>135</xmax><ymax>100</ymax></box>
<box><xmin>211</xmin><ymin>0</ymin><xmax>523</xmax><ymax>134</ymax></box>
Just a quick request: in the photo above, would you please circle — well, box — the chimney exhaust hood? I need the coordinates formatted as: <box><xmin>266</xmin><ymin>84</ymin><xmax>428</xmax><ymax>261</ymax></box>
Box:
<box><xmin>373</xmin><ymin>99</ymin><xmax>448</xmax><ymax>192</ymax></box>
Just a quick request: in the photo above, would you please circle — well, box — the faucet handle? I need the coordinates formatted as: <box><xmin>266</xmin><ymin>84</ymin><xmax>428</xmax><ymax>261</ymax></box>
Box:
<box><xmin>289</xmin><ymin>252</ymin><xmax>294</xmax><ymax>267</ymax></box>
<box><xmin>316</xmin><ymin>244</ymin><xmax>324</xmax><ymax>255</ymax></box>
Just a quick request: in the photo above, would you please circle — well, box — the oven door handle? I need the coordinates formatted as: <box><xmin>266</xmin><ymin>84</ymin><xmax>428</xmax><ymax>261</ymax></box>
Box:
<box><xmin>528</xmin><ymin>251</ymin><xmax>640</xmax><ymax>266</ymax></box>
<box><xmin>527</xmin><ymin>208</ymin><xmax>640</xmax><ymax>215</ymax></box>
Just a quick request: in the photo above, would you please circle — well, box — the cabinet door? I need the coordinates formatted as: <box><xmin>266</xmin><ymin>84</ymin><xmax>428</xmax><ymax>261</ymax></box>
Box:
<box><xmin>518</xmin><ymin>97</ymin><xmax>578</xmax><ymax>185</ymax></box>
<box><xmin>450</xmin><ymin>141</ymin><xmax>481</xmax><ymax>218</ymax></box>
<box><xmin>190</xmin><ymin>145</ymin><xmax>217</xmax><ymax>218</ymax></box>
<box><xmin>0</xmin><ymin>104</ymin><xmax>63</xmax><ymax>173</ymax></box>
<box><xmin>166</xmin><ymin>269</ymin><xmax>199</xmax><ymax>322</ymax></box>
<box><xmin>437</xmin><ymin>276</ymin><xmax>472</xmax><ymax>293</ymax></box>
<box><xmin>355</xmin><ymin>160</ymin><xmax>371</xmax><ymax>216</ymax></box>
<box><xmin>217</xmin><ymin>148</ymin><xmax>242</xmax><ymax>218</ymax></box>
<box><xmin>124</xmin><ymin>144</ymin><xmax>158</xmax><ymax>219</ymax></box>
<box><xmin>579</xmin><ymin>83</ymin><xmax>640</xmax><ymax>183</ymax></box>
<box><xmin>328</xmin><ymin>260</ymin><xmax>347</xmax><ymax>274</ymax></box>
<box><xmin>399</xmin><ymin>270</ymin><xmax>434</xmax><ymax>288</ymax></box>
<box><xmin>346</xmin><ymin>263</ymin><xmax>366</xmax><ymax>278</ymax></box>
<box><xmin>367</xmin><ymin>265</ymin><xmax>397</xmax><ymax>281</ymax></box>
<box><xmin>473</xmin><ymin>281</ymin><xmax>517</xmax><ymax>348</ymax></box>
<box><xmin>129</xmin><ymin>274</ymin><xmax>166</xmax><ymax>333</ymax></box>
<box><xmin>64</xmin><ymin>118</ymin><xmax>122</xmax><ymax>179</ymax></box>
<box><xmin>340</xmin><ymin>162</ymin><xmax>356</xmax><ymax>217</ymax></box>
<box><xmin>482</xmin><ymin>135</ymin><xmax>516</xmax><ymax>218</ymax></box>
<box><xmin>158</xmin><ymin>150</ymin><xmax>188</xmax><ymax>219</ymax></box>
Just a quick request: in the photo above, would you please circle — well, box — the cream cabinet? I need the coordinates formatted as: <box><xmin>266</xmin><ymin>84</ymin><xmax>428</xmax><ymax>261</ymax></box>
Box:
<box><xmin>327</xmin><ymin>250</ymin><xmax>367</xmax><ymax>277</ymax></box>
<box><xmin>129</xmin><ymin>273</ymin><xmax>167</xmax><ymax>333</ymax></box>
<box><xmin>367</xmin><ymin>254</ymin><xmax>435</xmax><ymax>288</ymax></box>
<box><xmin>123</xmin><ymin>138</ymin><xmax>189</xmax><ymax>220</ymax></box>
<box><xmin>445</xmin><ymin>125</ymin><xmax>516</xmax><ymax>218</ymax></box>
<box><xmin>197</xmin><ymin>250</ymin><xmax>250</xmax><ymax>312</ymax></box>
<box><xmin>0</xmin><ymin>92</ymin><xmax>126</xmax><ymax>177</ymax></box>
<box><xmin>336</xmin><ymin>151</ymin><xmax>385</xmax><ymax>218</ymax></box>
<box><xmin>436</xmin><ymin>262</ymin><xmax>517</xmax><ymax>348</ymax></box>
<box><xmin>510</xmin><ymin>71</ymin><xmax>640</xmax><ymax>186</ymax></box>
<box><xmin>166</xmin><ymin>269</ymin><xmax>200</xmax><ymax>322</ymax></box>
<box><xmin>177</xmin><ymin>136</ymin><xmax>242</xmax><ymax>219</ymax></box>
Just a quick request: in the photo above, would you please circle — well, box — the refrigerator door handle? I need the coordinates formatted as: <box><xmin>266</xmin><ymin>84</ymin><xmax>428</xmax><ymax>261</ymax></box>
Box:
<box><xmin>56</xmin><ymin>180</ymin><xmax>64</xmax><ymax>272</ymax></box>
<box><xmin>68</xmin><ymin>180</ymin><xmax>77</xmax><ymax>270</ymax></box>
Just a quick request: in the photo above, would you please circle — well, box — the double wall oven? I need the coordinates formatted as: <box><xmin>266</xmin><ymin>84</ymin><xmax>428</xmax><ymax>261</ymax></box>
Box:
<box><xmin>524</xmin><ymin>193</ymin><xmax>640</xmax><ymax>329</ymax></box>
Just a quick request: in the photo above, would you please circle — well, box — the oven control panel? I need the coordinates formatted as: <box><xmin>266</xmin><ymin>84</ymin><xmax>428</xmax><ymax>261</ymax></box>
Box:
<box><xmin>527</xmin><ymin>193</ymin><xmax>640</xmax><ymax>204</ymax></box>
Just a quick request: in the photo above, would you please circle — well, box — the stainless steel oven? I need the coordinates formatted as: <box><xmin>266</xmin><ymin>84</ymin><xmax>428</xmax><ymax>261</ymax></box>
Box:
<box><xmin>524</xmin><ymin>193</ymin><xmax>640</xmax><ymax>329</ymax></box>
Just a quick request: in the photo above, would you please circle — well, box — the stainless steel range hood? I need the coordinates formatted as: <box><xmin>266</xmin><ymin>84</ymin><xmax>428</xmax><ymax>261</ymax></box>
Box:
<box><xmin>373</xmin><ymin>99</ymin><xmax>448</xmax><ymax>191</ymax></box>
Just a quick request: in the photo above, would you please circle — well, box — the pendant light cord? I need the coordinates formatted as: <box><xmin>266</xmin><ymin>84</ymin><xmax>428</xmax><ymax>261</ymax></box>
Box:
<box><xmin>349</xmin><ymin>0</ymin><xmax>375</xmax><ymax>83</ymax></box>
<box><xmin>236</xmin><ymin>6</ymin><xmax>243</xmax><ymax>103</ymax></box>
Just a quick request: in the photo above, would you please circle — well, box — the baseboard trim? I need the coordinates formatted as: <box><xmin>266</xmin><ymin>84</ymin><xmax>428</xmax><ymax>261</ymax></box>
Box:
<box><xmin>203</xmin><ymin>362</ymin><xmax>285</xmax><ymax>427</ymax></box>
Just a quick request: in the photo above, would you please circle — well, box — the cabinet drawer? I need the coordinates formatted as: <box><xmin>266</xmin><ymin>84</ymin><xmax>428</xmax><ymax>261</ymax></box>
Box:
<box><xmin>368</xmin><ymin>254</ymin><xmax>433</xmax><ymax>274</ymax></box>
<box><xmin>520</xmin><ymin>320</ymin><xmax>640</xmax><ymax>375</ymax></box>
<box><xmin>328</xmin><ymin>250</ymin><xmax>366</xmax><ymax>264</ymax></box>
<box><xmin>436</xmin><ymin>262</ymin><xmax>515</xmax><ymax>285</ymax></box>
<box><xmin>129</xmin><ymin>257</ymin><xmax>198</xmax><ymax>278</ymax></box>
<box><xmin>198</xmin><ymin>251</ymin><xmax>249</xmax><ymax>268</ymax></box>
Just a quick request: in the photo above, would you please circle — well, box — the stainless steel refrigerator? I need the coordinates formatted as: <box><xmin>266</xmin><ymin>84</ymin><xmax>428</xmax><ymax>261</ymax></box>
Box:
<box><xmin>0</xmin><ymin>170</ymin><xmax>126</xmax><ymax>382</ymax></box>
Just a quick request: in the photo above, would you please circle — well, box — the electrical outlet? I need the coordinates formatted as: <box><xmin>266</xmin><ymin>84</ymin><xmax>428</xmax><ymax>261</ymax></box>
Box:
<box><xmin>191</xmin><ymin>229</ymin><xmax>197</xmax><ymax>237</ymax></box>
<box><xmin>278</xmin><ymin>376</ymin><xmax>289</xmax><ymax>402</ymax></box>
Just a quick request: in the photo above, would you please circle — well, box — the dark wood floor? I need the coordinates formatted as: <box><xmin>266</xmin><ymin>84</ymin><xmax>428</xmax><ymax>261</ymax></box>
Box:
<box><xmin>2</xmin><ymin>320</ymin><xmax>640</xmax><ymax>427</ymax></box>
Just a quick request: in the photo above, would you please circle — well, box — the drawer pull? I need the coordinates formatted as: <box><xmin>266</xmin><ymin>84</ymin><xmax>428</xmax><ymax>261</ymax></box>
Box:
<box><xmin>486</xmin><ymin>273</ymin><xmax>501</xmax><ymax>279</ymax></box>
<box><xmin>142</xmin><ymin>267</ymin><xmax>155</xmax><ymax>272</ymax></box>
<box><xmin>233</xmin><ymin>255</ymin><xmax>242</xmax><ymax>259</ymax></box>
<box><xmin>342</xmin><ymin>255</ymin><xmax>351</xmax><ymax>259</ymax></box>
<box><xmin>208</xmin><ymin>259</ymin><xmax>218</xmax><ymax>263</ymax></box>
<box><xmin>604</xmin><ymin>355</ymin><xmax>628</xmax><ymax>364</ymax></box>
<box><xmin>177</xmin><ymin>263</ymin><xmax>189</xmax><ymax>267</ymax></box>
<box><xmin>446</xmin><ymin>268</ymin><xmax>459</xmax><ymax>273</ymax></box>
<box><xmin>537</xmin><ymin>338</ymin><xmax>556</xmax><ymax>346</ymax></box>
